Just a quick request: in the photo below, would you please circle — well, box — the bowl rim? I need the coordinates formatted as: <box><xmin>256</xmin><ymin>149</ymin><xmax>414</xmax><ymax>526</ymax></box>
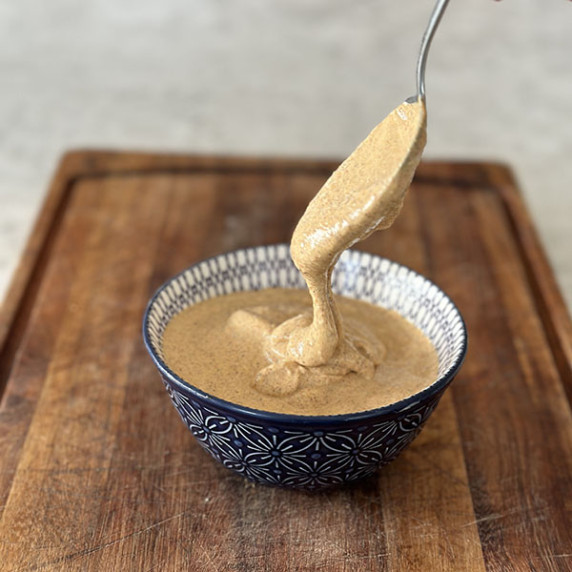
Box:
<box><xmin>142</xmin><ymin>244</ymin><xmax>468</xmax><ymax>426</ymax></box>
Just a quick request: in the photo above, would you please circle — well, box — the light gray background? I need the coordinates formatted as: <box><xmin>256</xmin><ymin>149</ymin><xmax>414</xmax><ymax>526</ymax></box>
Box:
<box><xmin>1</xmin><ymin>0</ymin><xmax>571</xmax><ymax>307</ymax></box>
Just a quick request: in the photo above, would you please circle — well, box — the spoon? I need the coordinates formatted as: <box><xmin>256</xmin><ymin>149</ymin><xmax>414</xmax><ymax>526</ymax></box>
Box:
<box><xmin>408</xmin><ymin>0</ymin><xmax>451</xmax><ymax>104</ymax></box>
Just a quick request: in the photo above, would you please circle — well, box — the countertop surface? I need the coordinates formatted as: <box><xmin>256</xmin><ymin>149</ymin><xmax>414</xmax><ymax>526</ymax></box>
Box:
<box><xmin>1</xmin><ymin>0</ymin><xmax>571</xmax><ymax>308</ymax></box>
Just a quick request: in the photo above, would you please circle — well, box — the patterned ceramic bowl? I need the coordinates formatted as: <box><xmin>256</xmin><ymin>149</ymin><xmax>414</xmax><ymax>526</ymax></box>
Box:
<box><xmin>143</xmin><ymin>244</ymin><xmax>467</xmax><ymax>491</ymax></box>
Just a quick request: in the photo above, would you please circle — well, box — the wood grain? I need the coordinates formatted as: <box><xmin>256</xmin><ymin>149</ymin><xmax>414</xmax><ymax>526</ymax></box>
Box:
<box><xmin>0</xmin><ymin>152</ymin><xmax>571</xmax><ymax>571</ymax></box>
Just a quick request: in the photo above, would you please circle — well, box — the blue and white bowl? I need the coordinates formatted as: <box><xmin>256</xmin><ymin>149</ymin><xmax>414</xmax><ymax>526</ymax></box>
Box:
<box><xmin>143</xmin><ymin>245</ymin><xmax>467</xmax><ymax>491</ymax></box>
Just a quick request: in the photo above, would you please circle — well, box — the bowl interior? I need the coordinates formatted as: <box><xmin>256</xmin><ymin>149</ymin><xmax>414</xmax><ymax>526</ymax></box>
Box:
<box><xmin>145</xmin><ymin>245</ymin><xmax>466</xmax><ymax>389</ymax></box>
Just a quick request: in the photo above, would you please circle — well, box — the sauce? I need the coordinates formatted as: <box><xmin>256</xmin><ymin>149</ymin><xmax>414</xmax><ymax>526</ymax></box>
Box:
<box><xmin>163</xmin><ymin>289</ymin><xmax>438</xmax><ymax>415</ymax></box>
<box><xmin>163</xmin><ymin>98</ymin><xmax>436</xmax><ymax>415</ymax></box>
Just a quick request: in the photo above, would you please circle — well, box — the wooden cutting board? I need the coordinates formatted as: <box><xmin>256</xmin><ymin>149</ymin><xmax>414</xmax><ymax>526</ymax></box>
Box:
<box><xmin>0</xmin><ymin>151</ymin><xmax>571</xmax><ymax>571</ymax></box>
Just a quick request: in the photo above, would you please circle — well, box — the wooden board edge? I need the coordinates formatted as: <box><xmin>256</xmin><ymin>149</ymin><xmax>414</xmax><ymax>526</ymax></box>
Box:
<box><xmin>0</xmin><ymin>153</ymin><xmax>80</xmax><ymax>398</ymax></box>
<box><xmin>42</xmin><ymin>149</ymin><xmax>342</xmax><ymax>179</ymax></box>
<box><xmin>15</xmin><ymin>148</ymin><xmax>499</xmax><ymax>184</ymax></box>
<box><xmin>485</xmin><ymin>163</ymin><xmax>572</xmax><ymax>403</ymax></box>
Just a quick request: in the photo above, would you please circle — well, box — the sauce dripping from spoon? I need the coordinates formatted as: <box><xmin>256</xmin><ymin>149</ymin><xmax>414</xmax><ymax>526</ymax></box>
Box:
<box><xmin>269</xmin><ymin>98</ymin><xmax>427</xmax><ymax>369</ymax></box>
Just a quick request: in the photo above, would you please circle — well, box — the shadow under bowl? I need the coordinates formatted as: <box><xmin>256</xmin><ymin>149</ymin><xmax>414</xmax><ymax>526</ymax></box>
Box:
<box><xmin>143</xmin><ymin>244</ymin><xmax>467</xmax><ymax>491</ymax></box>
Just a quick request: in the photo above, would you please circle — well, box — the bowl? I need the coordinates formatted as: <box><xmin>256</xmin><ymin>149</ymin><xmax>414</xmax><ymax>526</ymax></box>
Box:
<box><xmin>143</xmin><ymin>244</ymin><xmax>467</xmax><ymax>491</ymax></box>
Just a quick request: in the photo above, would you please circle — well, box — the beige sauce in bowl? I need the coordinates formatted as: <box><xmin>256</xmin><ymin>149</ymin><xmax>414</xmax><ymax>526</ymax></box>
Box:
<box><xmin>163</xmin><ymin>288</ymin><xmax>438</xmax><ymax>415</ymax></box>
<box><xmin>163</xmin><ymin>98</ymin><xmax>436</xmax><ymax>415</ymax></box>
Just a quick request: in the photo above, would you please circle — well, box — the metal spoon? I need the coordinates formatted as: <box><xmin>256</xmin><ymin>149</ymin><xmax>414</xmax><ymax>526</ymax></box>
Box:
<box><xmin>407</xmin><ymin>0</ymin><xmax>451</xmax><ymax>104</ymax></box>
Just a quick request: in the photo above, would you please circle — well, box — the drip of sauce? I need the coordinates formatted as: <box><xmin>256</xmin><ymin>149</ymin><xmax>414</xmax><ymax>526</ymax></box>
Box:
<box><xmin>162</xmin><ymin>98</ymin><xmax>437</xmax><ymax>415</ymax></box>
<box><xmin>258</xmin><ymin>99</ymin><xmax>427</xmax><ymax>390</ymax></box>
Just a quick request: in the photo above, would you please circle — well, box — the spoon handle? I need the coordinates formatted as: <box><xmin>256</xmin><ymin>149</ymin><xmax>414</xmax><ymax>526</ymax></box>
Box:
<box><xmin>416</xmin><ymin>0</ymin><xmax>450</xmax><ymax>100</ymax></box>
